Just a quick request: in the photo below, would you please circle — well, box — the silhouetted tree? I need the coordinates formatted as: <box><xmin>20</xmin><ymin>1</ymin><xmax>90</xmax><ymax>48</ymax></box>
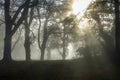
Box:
<box><xmin>24</xmin><ymin>7</ymin><xmax>34</xmax><ymax>61</ymax></box>
<box><xmin>114</xmin><ymin>0</ymin><xmax>120</xmax><ymax>64</ymax></box>
<box><xmin>3</xmin><ymin>0</ymin><xmax>30</xmax><ymax>62</ymax></box>
<box><xmin>36</xmin><ymin>0</ymin><xmax>72</xmax><ymax>60</ymax></box>
<box><xmin>3</xmin><ymin>0</ymin><xmax>38</xmax><ymax>62</ymax></box>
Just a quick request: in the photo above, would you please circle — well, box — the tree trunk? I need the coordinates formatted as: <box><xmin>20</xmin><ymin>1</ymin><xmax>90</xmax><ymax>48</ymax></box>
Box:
<box><xmin>3</xmin><ymin>36</ymin><xmax>12</xmax><ymax>62</ymax></box>
<box><xmin>3</xmin><ymin>0</ymin><xmax>12</xmax><ymax>62</ymax></box>
<box><xmin>24</xmin><ymin>26</ymin><xmax>31</xmax><ymax>61</ymax></box>
<box><xmin>41</xmin><ymin>48</ymin><xmax>45</xmax><ymax>60</ymax></box>
<box><xmin>24</xmin><ymin>8</ymin><xmax>34</xmax><ymax>61</ymax></box>
<box><xmin>47</xmin><ymin>48</ymin><xmax>51</xmax><ymax>60</ymax></box>
<box><xmin>115</xmin><ymin>0</ymin><xmax>120</xmax><ymax>63</ymax></box>
<box><xmin>62</xmin><ymin>25</ymin><xmax>66</xmax><ymax>60</ymax></box>
<box><xmin>40</xmin><ymin>18</ymin><xmax>49</xmax><ymax>60</ymax></box>
<box><xmin>63</xmin><ymin>38</ymin><xmax>66</xmax><ymax>60</ymax></box>
<box><xmin>40</xmin><ymin>36</ymin><xmax>47</xmax><ymax>60</ymax></box>
<box><xmin>114</xmin><ymin>1</ymin><xmax>120</xmax><ymax>79</ymax></box>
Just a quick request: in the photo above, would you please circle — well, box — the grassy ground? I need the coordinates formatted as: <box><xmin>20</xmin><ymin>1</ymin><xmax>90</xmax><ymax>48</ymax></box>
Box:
<box><xmin>0</xmin><ymin>59</ymin><xmax>119</xmax><ymax>80</ymax></box>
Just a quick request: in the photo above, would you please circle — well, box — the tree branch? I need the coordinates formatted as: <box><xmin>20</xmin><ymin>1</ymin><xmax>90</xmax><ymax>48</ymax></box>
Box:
<box><xmin>11</xmin><ymin>0</ymin><xmax>29</xmax><ymax>25</ymax></box>
<box><xmin>9</xmin><ymin>0</ymin><xmax>30</xmax><ymax>37</ymax></box>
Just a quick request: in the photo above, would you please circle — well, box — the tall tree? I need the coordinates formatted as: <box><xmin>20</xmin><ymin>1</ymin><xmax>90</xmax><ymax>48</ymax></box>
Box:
<box><xmin>24</xmin><ymin>8</ymin><xmax>34</xmax><ymax>61</ymax></box>
<box><xmin>3</xmin><ymin>0</ymin><xmax>38</xmax><ymax>62</ymax></box>
<box><xmin>85</xmin><ymin>0</ymin><xmax>115</xmax><ymax>60</ymax></box>
<box><xmin>115</xmin><ymin>0</ymin><xmax>120</xmax><ymax>64</ymax></box>
<box><xmin>37</xmin><ymin>0</ymin><xmax>65</xmax><ymax>60</ymax></box>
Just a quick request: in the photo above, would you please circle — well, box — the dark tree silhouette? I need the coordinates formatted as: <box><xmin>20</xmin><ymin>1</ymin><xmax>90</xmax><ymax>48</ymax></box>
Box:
<box><xmin>24</xmin><ymin>8</ymin><xmax>34</xmax><ymax>61</ymax></box>
<box><xmin>3</xmin><ymin>0</ymin><xmax>30</xmax><ymax>62</ymax></box>
<box><xmin>115</xmin><ymin>0</ymin><xmax>120</xmax><ymax>46</ymax></box>
<box><xmin>3</xmin><ymin>0</ymin><xmax>38</xmax><ymax>62</ymax></box>
<box><xmin>114</xmin><ymin>0</ymin><xmax>120</xmax><ymax>65</ymax></box>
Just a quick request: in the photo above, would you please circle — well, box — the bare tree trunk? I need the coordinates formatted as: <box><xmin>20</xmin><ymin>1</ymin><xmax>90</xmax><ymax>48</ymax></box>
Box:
<box><xmin>40</xmin><ymin>33</ymin><xmax>48</xmax><ymax>60</ymax></box>
<box><xmin>62</xmin><ymin>25</ymin><xmax>66</xmax><ymax>60</ymax></box>
<box><xmin>3</xmin><ymin>36</ymin><xmax>12</xmax><ymax>62</ymax></box>
<box><xmin>3</xmin><ymin>0</ymin><xmax>12</xmax><ymax>62</ymax></box>
<box><xmin>63</xmin><ymin>35</ymin><xmax>66</xmax><ymax>60</ymax></box>
<box><xmin>40</xmin><ymin>18</ymin><xmax>49</xmax><ymax>60</ymax></box>
<box><xmin>47</xmin><ymin>48</ymin><xmax>51</xmax><ymax>60</ymax></box>
<box><xmin>24</xmin><ymin>8</ymin><xmax>34</xmax><ymax>61</ymax></box>
<box><xmin>41</xmin><ymin>48</ymin><xmax>45</xmax><ymax>60</ymax></box>
<box><xmin>24</xmin><ymin>26</ymin><xmax>31</xmax><ymax>61</ymax></box>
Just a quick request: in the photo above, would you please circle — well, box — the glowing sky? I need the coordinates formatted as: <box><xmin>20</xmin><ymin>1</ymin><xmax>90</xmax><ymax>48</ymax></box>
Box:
<box><xmin>72</xmin><ymin>0</ymin><xmax>92</xmax><ymax>18</ymax></box>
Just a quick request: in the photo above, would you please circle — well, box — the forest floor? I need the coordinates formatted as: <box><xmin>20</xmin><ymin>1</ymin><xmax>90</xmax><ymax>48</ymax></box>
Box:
<box><xmin>0</xmin><ymin>58</ymin><xmax>119</xmax><ymax>80</ymax></box>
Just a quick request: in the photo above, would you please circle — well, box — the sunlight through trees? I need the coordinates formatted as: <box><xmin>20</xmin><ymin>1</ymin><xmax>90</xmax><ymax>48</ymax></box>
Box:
<box><xmin>0</xmin><ymin>0</ymin><xmax>116</xmax><ymax>61</ymax></box>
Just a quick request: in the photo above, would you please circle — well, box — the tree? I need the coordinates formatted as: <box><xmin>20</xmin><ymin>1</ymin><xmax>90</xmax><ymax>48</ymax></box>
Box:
<box><xmin>37</xmin><ymin>4</ymin><xmax>51</xmax><ymax>60</ymax></box>
<box><xmin>115</xmin><ymin>0</ymin><xmax>120</xmax><ymax>63</ymax></box>
<box><xmin>85</xmin><ymin>0</ymin><xmax>115</xmax><ymax>60</ymax></box>
<box><xmin>24</xmin><ymin>7</ymin><xmax>34</xmax><ymax>61</ymax></box>
<box><xmin>37</xmin><ymin>0</ymin><xmax>69</xmax><ymax>60</ymax></box>
<box><xmin>3</xmin><ymin>0</ymin><xmax>38</xmax><ymax>62</ymax></box>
